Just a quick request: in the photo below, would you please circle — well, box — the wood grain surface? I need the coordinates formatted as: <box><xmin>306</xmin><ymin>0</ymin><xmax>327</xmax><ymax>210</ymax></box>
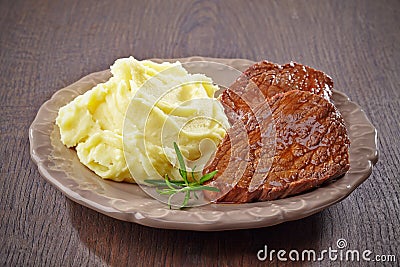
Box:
<box><xmin>1</xmin><ymin>0</ymin><xmax>399</xmax><ymax>266</ymax></box>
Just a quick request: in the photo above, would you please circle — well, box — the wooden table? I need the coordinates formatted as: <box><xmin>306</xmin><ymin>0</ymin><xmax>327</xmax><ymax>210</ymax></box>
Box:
<box><xmin>1</xmin><ymin>0</ymin><xmax>399</xmax><ymax>266</ymax></box>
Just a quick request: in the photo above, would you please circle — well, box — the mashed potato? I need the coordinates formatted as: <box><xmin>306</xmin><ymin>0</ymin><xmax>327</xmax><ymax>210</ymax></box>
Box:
<box><xmin>56</xmin><ymin>57</ymin><xmax>229</xmax><ymax>183</ymax></box>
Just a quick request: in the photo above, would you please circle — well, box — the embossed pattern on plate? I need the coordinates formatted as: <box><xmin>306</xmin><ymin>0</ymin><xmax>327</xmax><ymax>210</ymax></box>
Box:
<box><xmin>29</xmin><ymin>57</ymin><xmax>378</xmax><ymax>231</ymax></box>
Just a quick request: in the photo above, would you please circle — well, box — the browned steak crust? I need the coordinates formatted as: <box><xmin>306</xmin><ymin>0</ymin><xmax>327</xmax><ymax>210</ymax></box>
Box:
<box><xmin>220</xmin><ymin>61</ymin><xmax>333</xmax><ymax>124</ymax></box>
<box><xmin>204</xmin><ymin>90</ymin><xmax>350</xmax><ymax>203</ymax></box>
<box><xmin>244</xmin><ymin>61</ymin><xmax>333</xmax><ymax>100</ymax></box>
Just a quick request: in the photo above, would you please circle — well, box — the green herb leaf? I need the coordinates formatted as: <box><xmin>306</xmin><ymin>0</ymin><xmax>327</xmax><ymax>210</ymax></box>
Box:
<box><xmin>174</xmin><ymin>142</ymin><xmax>188</xmax><ymax>184</ymax></box>
<box><xmin>181</xmin><ymin>191</ymin><xmax>190</xmax><ymax>208</ymax></box>
<box><xmin>191</xmin><ymin>165</ymin><xmax>197</xmax><ymax>181</ymax></box>
<box><xmin>188</xmin><ymin>185</ymin><xmax>221</xmax><ymax>192</ymax></box>
<box><xmin>199</xmin><ymin>170</ymin><xmax>218</xmax><ymax>184</ymax></box>
<box><xmin>147</xmin><ymin>143</ymin><xmax>220</xmax><ymax>209</ymax></box>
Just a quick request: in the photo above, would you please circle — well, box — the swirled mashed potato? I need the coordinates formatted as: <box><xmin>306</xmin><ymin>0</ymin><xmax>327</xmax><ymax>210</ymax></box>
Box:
<box><xmin>56</xmin><ymin>57</ymin><xmax>229</xmax><ymax>183</ymax></box>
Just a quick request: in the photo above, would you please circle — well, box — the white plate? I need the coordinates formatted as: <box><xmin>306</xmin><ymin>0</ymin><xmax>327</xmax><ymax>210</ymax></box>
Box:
<box><xmin>29</xmin><ymin>57</ymin><xmax>378</xmax><ymax>231</ymax></box>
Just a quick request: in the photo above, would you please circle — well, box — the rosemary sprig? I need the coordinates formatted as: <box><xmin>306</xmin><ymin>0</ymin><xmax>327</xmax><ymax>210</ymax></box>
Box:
<box><xmin>144</xmin><ymin>142</ymin><xmax>219</xmax><ymax>209</ymax></box>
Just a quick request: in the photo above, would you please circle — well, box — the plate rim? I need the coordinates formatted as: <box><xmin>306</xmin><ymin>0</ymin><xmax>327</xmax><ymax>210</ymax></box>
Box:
<box><xmin>29</xmin><ymin>56</ymin><xmax>379</xmax><ymax>231</ymax></box>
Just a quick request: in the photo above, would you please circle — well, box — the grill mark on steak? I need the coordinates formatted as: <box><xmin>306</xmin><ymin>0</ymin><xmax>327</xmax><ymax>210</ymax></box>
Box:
<box><xmin>204</xmin><ymin>90</ymin><xmax>350</xmax><ymax>203</ymax></box>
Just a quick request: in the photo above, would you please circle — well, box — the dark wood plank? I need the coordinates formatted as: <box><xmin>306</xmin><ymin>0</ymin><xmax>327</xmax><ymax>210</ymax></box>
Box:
<box><xmin>1</xmin><ymin>0</ymin><xmax>399</xmax><ymax>266</ymax></box>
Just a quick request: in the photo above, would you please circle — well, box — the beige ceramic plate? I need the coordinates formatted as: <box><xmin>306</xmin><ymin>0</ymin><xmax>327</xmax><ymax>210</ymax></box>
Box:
<box><xmin>29</xmin><ymin>57</ymin><xmax>378</xmax><ymax>231</ymax></box>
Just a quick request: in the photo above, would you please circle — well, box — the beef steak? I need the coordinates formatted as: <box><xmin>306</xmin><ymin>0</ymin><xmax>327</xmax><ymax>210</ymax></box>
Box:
<box><xmin>204</xmin><ymin>90</ymin><xmax>350</xmax><ymax>203</ymax></box>
<box><xmin>220</xmin><ymin>61</ymin><xmax>333</xmax><ymax>124</ymax></box>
